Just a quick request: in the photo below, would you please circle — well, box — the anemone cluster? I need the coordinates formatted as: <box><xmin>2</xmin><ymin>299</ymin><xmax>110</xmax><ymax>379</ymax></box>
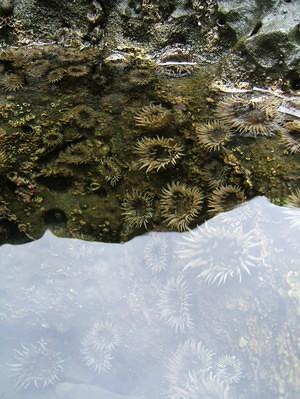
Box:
<box><xmin>0</xmin><ymin>43</ymin><xmax>300</xmax><ymax>242</ymax></box>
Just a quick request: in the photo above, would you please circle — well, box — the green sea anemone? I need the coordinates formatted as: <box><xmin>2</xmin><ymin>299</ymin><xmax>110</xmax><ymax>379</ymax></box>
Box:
<box><xmin>279</xmin><ymin>121</ymin><xmax>300</xmax><ymax>154</ymax></box>
<box><xmin>217</xmin><ymin>95</ymin><xmax>280</xmax><ymax>136</ymax></box>
<box><xmin>1</xmin><ymin>72</ymin><xmax>24</xmax><ymax>91</ymax></box>
<box><xmin>134</xmin><ymin>104</ymin><xmax>172</xmax><ymax>131</ymax></box>
<box><xmin>194</xmin><ymin>120</ymin><xmax>232</xmax><ymax>151</ymax></box>
<box><xmin>42</xmin><ymin>129</ymin><xmax>64</xmax><ymax>149</ymax></box>
<box><xmin>70</xmin><ymin>104</ymin><xmax>97</xmax><ymax>129</ymax></box>
<box><xmin>98</xmin><ymin>156</ymin><xmax>122</xmax><ymax>187</ymax></box>
<box><xmin>208</xmin><ymin>184</ymin><xmax>246</xmax><ymax>215</ymax></box>
<box><xmin>121</xmin><ymin>188</ymin><xmax>154</xmax><ymax>229</ymax></box>
<box><xmin>134</xmin><ymin>136</ymin><xmax>184</xmax><ymax>173</ymax></box>
<box><xmin>160</xmin><ymin>182</ymin><xmax>203</xmax><ymax>231</ymax></box>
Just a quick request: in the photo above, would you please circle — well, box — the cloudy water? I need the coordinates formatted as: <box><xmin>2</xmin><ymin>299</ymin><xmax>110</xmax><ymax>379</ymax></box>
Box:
<box><xmin>0</xmin><ymin>196</ymin><xmax>299</xmax><ymax>399</ymax></box>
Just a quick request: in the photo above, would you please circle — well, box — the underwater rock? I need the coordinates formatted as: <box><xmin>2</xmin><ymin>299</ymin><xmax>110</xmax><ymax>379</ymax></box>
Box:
<box><xmin>56</xmin><ymin>382</ymin><xmax>144</xmax><ymax>399</ymax></box>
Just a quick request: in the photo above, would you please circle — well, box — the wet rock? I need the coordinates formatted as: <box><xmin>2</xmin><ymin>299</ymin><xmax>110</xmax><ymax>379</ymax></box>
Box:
<box><xmin>244</xmin><ymin>1</ymin><xmax>300</xmax><ymax>70</ymax></box>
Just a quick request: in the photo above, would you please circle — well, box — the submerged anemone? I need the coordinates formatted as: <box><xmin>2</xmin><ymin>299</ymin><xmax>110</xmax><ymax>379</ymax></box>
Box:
<box><xmin>57</xmin><ymin>142</ymin><xmax>91</xmax><ymax>165</ymax></box>
<box><xmin>82</xmin><ymin>321</ymin><xmax>120</xmax><ymax>352</ymax></box>
<box><xmin>42</xmin><ymin>129</ymin><xmax>63</xmax><ymax>149</ymax></box>
<box><xmin>66</xmin><ymin>64</ymin><xmax>90</xmax><ymax>77</ymax></box>
<box><xmin>1</xmin><ymin>72</ymin><xmax>24</xmax><ymax>91</ymax></box>
<box><xmin>158</xmin><ymin>275</ymin><xmax>193</xmax><ymax>333</ymax></box>
<box><xmin>166</xmin><ymin>339</ymin><xmax>214</xmax><ymax>395</ymax></box>
<box><xmin>9</xmin><ymin>339</ymin><xmax>64</xmax><ymax>390</ymax></box>
<box><xmin>188</xmin><ymin>372</ymin><xmax>231</xmax><ymax>399</ymax></box>
<box><xmin>160</xmin><ymin>182</ymin><xmax>203</xmax><ymax>231</ymax></box>
<box><xmin>208</xmin><ymin>185</ymin><xmax>246</xmax><ymax>215</ymax></box>
<box><xmin>283</xmin><ymin>187</ymin><xmax>300</xmax><ymax>229</ymax></box>
<box><xmin>279</xmin><ymin>121</ymin><xmax>300</xmax><ymax>154</ymax></box>
<box><xmin>26</xmin><ymin>59</ymin><xmax>51</xmax><ymax>77</ymax></box>
<box><xmin>81</xmin><ymin>345</ymin><xmax>113</xmax><ymax>375</ymax></box>
<box><xmin>194</xmin><ymin>120</ymin><xmax>232</xmax><ymax>151</ymax></box>
<box><xmin>121</xmin><ymin>188</ymin><xmax>154</xmax><ymax>229</ymax></box>
<box><xmin>144</xmin><ymin>233</ymin><xmax>168</xmax><ymax>273</ymax></box>
<box><xmin>178</xmin><ymin>224</ymin><xmax>261</xmax><ymax>285</ymax></box>
<box><xmin>98</xmin><ymin>156</ymin><xmax>122</xmax><ymax>186</ymax></box>
<box><xmin>126</xmin><ymin>67</ymin><xmax>154</xmax><ymax>87</ymax></box>
<box><xmin>69</xmin><ymin>104</ymin><xmax>97</xmax><ymax>129</ymax></box>
<box><xmin>134</xmin><ymin>136</ymin><xmax>184</xmax><ymax>173</ymax></box>
<box><xmin>134</xmin><ymin>104</ymin><xmax>172</xmax><ymax>131</ymax></box>
<box><xmin>217</xmin><ymin>95</ymin><xmax>280</xmax><ymax>136</ymax></box>
<box><xmin>215</xmin><ymin>355</ymin><xmax>242</xmax><ymax>385</ymax></box>
<box><xmin>47</xmin><ymin>68</ymin><xmax>65</xmax><ymax>83</ymax></box>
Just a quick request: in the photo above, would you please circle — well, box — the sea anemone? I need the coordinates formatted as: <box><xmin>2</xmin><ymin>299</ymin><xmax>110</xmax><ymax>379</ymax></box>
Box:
<box><xmin>166</xmin><ymin>339</ymin><xmax>214</xmax><ymax>394</ymax></box>
<box><xmin>208</xmin><ymin>185</ymin><xmax>246</xmax><ymax>215</ymax></box>
<box><xmin>98</xmin><ymin>156</ymin><xmax>122</xmax><ymax>186</ymax></box>
<box><xmin>57</xmin><ymin>142</ymin><xmax>91</xmax><ymax>165</ymax></box>
<box><xmin>194</xmin><ymin>120</ymin><xmax>232</xmax><ymax>152</ymax></box>
<box><xmin>26</xmin><ymin>59</ymin><xmax>51</xmax><ymax>78</ymax></box>
<box><xmin>144</xmin><ymin>233</ymin><xmax>168</xmax><ymax>273</ymax></box>
<box><xmin>121</xmin><ymin>188</ymin><xmax>154</xmax><ymax>229</ymax></box>
<box><xmin>125</xmin><ymin>67</ymin><xmax>154</xmax><ymax>87</ymax></box>
<box><xmin>279</xmin><ymin>121</ymin><xmax>300</xmax><ymax>154</ymax></box>
<box><xmin>70</xmin><ymin>104</ymin><xmax>97</xmax><ymax>129</ymax></box>
<box><xmin>9</xmin><ymin>339</ymin><xmax>64</xmax><ymax>390</ymax></box>
<box><xmin>66</xmin><ymin>64</ymin><xmax>90</xmax><ymax>77</ymax></box>
<box><xmin>283</xmin><ymin>187</ymin><xmax>300</xmax><ymax>229</ymax></box>
<box><xmin>217</xmin><ymin>95</ymin><xmax>280</xmax><ymax>136</ymax></box>
<box><xmin>82</xmin><ymin>321</ymin><xmax>120</xmax><ymax>352</ymax></box>
<box><xmin>134</xmin><ymin>136</ymin><xmax>184</xmax><ymax>173</ymax></box>
<box><xmin>42</xmin><ymin>129</ymin><xmax>64</xmax><ymax>149</ymax></box>
<box><xmin>160</xmin><ymin>182</ymin><xmax>203</xmax><ymax>231</ymax></box>
<box><xmin>81</xmin><ymin>345</ymin><xmax>113</xmax><ymax>375</ymax></box>
<box><xmin>188</xmin><ymin>372</ymin><xmax>231</xmax><ymax>399</ymax></box>
<box><xmin>158</xmin><ymin>275</ymin><xmax>193</xmax><ymax>333</ymax></box>
<box><xmin>178</xmin><ymin>224</ymin><xmax>261</xmax><ymax>285</ymax></box>
<box><xmin>1</xmin><ymin>72</ymin><xmax>24</xmax><ymax>91</ymax></box>
<box><xmin>47</xmin><ymin>68</ymin><xmax>66</xmax><ymax>83</ymax></box>
<box><xmin>134</xmin><ymin>104</ymin><xmax>172</xmax><ymax>131</ymax></box>
<box><xmin>215</xmin><ymin>355</ymin><xmax>242</xmax><ymax>385</ymax></box>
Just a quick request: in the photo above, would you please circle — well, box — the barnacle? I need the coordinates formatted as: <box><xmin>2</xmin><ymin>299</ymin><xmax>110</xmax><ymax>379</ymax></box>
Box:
<box><xmin>160</xmin><ymin>182</ymin><xmax>203</xmax><ymax>231</ymax></box>
<box><xmin>47</xmin><ymin>68</ymin><xmax>65</xmax><ymax>84</ymax></box>
<box><xmin>42</xmin><ymin>129</ymin><xmax>63</xmax><ymax>149</ymax></box>
<box><xmin>194</xmin><ymin>120</ymin><xmax>232</xmax><ymax>151</ymax></box>
<box><xmin>98</xmin><ymin>156</ymin><xmax>122</xmax><ymax>187</ymax></box>
<box><xmin>166</xmin><ymin>339</ymin><xmax>214</xmax><ymax>396</ymax></box>
<box><xmin>134</xmin><ymin>136</ymin><xmax>184</xmax><ymax>173</ymax></box>
<box><xmin>121</xmin><ymin>188</ymin><xmax>154</xmax><ymax>229</ymax></box>
<box><xmin>8</xmin><ymin>339</ymin><xmax>64</xmax><ymax>390</ymax></box>
<box><xmin>1</xmin><ymin>72</ymin><xmax>24</xmax><ymax>91</ymax></box>
<box><xmin>208</xmin><ymin>185</ymin><xmax>246</xmax><ymax>215</ymax></box>
<box><xmin>217</xmin><ymin>95</ymin><xmax>280</xmax><ymax>136</ymax></box>
<box><xmin>158</xmin><ymin>275</ymin><xmax>193</xmax><ymax>333</ymax></box>
<box><xmin>66</xmin><ymin>64</ymin><xmax>90</xmax><ymax>77</ymax></box>
<box><xmin>178</xmin><ymin>224</ymin><xmax>261</xmax><ymax>285</ymax></box>
<box><xmin>69</xmin><ymin>104</ymin><xmax>97</xmax><ymax>129</ymax></box>
<box><xmin>279</xmin><ymin>121</ymin><xmax>300</xmax><ymax>154</ymax></box>
<box><xmin>134</xmin><ymin>104</ymin><xmax>172</xmax><ymax>131</ymax></box>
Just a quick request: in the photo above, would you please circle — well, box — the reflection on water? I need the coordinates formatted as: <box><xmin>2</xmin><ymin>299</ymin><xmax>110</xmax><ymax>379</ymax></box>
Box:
<box><xmin>0</xmin><ymin>197</ymin><xmax>299</xmax><ymax>398</ymax></box>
